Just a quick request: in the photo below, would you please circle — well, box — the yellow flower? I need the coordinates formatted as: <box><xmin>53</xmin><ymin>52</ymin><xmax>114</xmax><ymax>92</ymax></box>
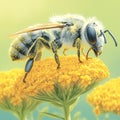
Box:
<box><xmin>0</xmin><ymin>55</ymin><xmax>109</xmax><ymax>120</ymax></box>
<box><xmin>18</xmin><ymin>56</ymin><xmax>109</xmax><ymax>109</ymax></box>
<box><xmin>24</xmin><ymin>55</ymin><xmax>108</xmax><ymax>120</ymax></box>
<box><xmin>0</xmin><ymin>69</ymin><xmax>23</xmax><ymax>102</ymax></box>
<box><xmin>87</xmin><ymin>77</ymin><xmax>120</xmax><ymax>115</ymax></box>
<box><xmin>0</xmin><ymin>69</ymin><xmax>39</xmax><ymax>120</ymax></box>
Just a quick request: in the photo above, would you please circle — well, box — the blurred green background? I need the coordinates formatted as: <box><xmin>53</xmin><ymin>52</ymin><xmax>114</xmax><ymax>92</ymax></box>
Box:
<box><xmin>0</xmin><ymin>0</ymin><xmax>120</xmax><ymax>120</ymax></box>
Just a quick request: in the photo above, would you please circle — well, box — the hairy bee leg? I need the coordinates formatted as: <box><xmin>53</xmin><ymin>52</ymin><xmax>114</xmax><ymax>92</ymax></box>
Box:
<box><xmin>27</xmin><ymin>40</ymin><xmax>38</xmax><ymax>58</ymax></box>
<box><xmin>55</xmin><ymin>53</ymin><xmax>60</xmax><ymax>69</ymax></box>
<box><xmin>35</xmin><ymin>51</ymin><xmax>42</xmax><ymax>61</ymax></box>
<box><xmin>81</xmin><ymin>46</ymin><xmax>86</xmax><ymax>56</ymax></box>
<box><xmin>51</xmin><ymin>41</ymin><xmax>60</xmax><ymax>69</ymax></box>
<box><xmin>86</xmin><ymin>48</ymin><xmax>92</xmax><ymax>60</ymax></box>
<box><xmin>63</xmin><ymin>48</ymin><xmax>68</xmax><ymax>56</ymax></box>
<box><xmin>76</xmin><ymin>41</ymin><xmax>82</xmax><ymax>63</ymax></box>
<box><xmin>23</xmin><ymin>40</ymin><xmax>39</xmax><ymax>82</ymax></box>
<box><xmin>40</xmin><ymin>38</ymin><xmax>51</xmax><ymax>49</ymax></box>
<box><xmin>23</xmin><ymin>58</ymin><xmax>34</xmax><ymax>83</ymax></box>
<box><xmin>77</xmin><ymin>49</ymin><xmax>82</xmax><ymax>63</ymax></box>
<box><xmin>23</xmin><ymin>73</ymin><xmax>28</xmax><ymax>83</ymax></box>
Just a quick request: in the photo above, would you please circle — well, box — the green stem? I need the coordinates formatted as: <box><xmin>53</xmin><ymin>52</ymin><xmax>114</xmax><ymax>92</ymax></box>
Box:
<box><xmin>12</xmin><ymin>112</ymin><xmax>27</xmax><ymax>120</ymax></box>
<box><xmin>63</xmin><ymin>104</ymin><xmax>71</xmax><ymax>120</ymax></box>
<box><xmin>17</xmin><ymin>114</ymin><xmax>27</xmax><ymax>120</ymax></box>
<box><xmin>19</xmin><ymin>116</ymin><xmax>27</xmax><ymax>120</ymax></box>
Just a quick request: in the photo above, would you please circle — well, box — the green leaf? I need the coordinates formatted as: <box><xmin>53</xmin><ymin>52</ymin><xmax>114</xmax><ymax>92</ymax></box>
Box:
<box><xmin>41</xmin><ymin>112</ymin><xmax>64</xmax><ymax>120</ymax></box>
<box><xmin>31</xmin><ymin>96</ymin><xmax>63</xmax><ymax>107</ymax></box>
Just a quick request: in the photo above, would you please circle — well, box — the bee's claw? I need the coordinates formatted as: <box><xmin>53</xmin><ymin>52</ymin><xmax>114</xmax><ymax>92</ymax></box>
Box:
<box><xmin>86</xmin><ymin>55</ymin><xmax>92</xmax><ymax>60</ymax></box>
<box><xmin>78</xmin><ymin>58</ymin><xmax>83</xmax><ymax>63</ymax></box>
<box><xmin>57</xmin><ymin>66</ymin><xmax>61</xmax><ymax>69</ymax></box>
<box><xmin>23</xmin><ymin>72</ymin><xmax>28</xmax><ymax>83</ymax></box>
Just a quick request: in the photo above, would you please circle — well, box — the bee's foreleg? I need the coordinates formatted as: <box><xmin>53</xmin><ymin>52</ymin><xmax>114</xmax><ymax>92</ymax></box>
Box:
<box><xmin>51</xmin><ymin>41</ymin><xmax>60</xmax><ymax>69</ymax></box>
<box><xmin>86</xmin><ymin>47</ymin><xmax>92</xmax><ymax>60</ymax></box>
<box><xmin>76</xmin><ymin>41</ymin><xmax>82</xmax><ymax>63</ymax></box>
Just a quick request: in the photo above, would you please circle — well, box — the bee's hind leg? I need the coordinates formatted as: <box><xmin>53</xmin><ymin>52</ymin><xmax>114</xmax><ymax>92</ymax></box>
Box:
<box><xmin>23</xmin><ymin>51</ymin><xmax>42</xmax><ymax>83</ymax></box>
<box><xmin>35</xmin><ymin>51</ymin><xmax>42</xmax><ymax>61</ymax></box>
<box><xmin>51</xmin><ymin>41</ymin><xmax>60</xmax><ymax>69</ymax></box>
<box><xmin>23</xmin><ymin>58</ymin><xmax>34</xmax><ymax>83</ymax></box>
<box><xmin>23</xmin><ymin>40</ymin><xmax>38</xmax><ymax>83</ymax></box>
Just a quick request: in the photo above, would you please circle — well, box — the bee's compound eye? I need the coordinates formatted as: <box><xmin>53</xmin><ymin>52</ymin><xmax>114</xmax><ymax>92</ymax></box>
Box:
<box><xmin>86</xmin><ymin>25</ymin><xmax>97</xmax><ymax>44</ymax></box>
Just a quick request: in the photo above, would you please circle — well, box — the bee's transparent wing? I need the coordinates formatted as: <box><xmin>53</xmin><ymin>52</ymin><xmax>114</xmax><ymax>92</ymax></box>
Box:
<box><xmin>9</xmin><ymin>23</ymin><xmax>65</xmax><ymax>38</ymax></box>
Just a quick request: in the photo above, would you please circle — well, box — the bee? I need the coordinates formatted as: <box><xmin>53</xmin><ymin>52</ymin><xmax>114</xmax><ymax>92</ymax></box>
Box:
<box><xmin>9</xmin><ymin>14</ymin><xmax>117</xmax><ymax>82</ymax></box>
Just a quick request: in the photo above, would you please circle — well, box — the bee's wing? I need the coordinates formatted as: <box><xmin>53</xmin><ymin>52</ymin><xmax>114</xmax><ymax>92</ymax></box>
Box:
<box><xmin>9</xmin><ymin>23</ymin><xmax>65</xmax><ymax>38</ymax></box>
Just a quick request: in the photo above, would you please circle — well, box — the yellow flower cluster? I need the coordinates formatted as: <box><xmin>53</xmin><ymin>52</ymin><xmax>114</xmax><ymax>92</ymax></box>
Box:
<box><xmin>0</xmin><ymin>56</ymin><xmax>109</xmax><ymax>107</ymax></box>
<box><xmin>0</xmin><ymin>69</ymin><xmax>24</xmax><ymax>103</ymax></box>
<box><xmin>0</xmin><ymin>56</ymin><xmax>109</xmax><ymax>120</ymax></box>
<box><xmin>21</xmin><ymin>56</ymin><xmax>109</xmax><ymax>100</ymax></box>
<box><xmin>87</xmin><ymin>78</ymin><xmax>120</xmax><ymax>115</ymax></box>
<box><xmin>0</xmin><ymin>69</ymin><xmax>39</xmax><ymax>120</ymax></box>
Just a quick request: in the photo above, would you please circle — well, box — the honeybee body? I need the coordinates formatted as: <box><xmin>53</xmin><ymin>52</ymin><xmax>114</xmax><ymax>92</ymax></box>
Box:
<box><xmin>10</xmin><ymin>15</ymin><xmax>84</xmax><ymax>61</ymax></box>
<box><xmin>10</xmin><ymin>30</ymin><xmax>47</xmax><ymax>61</ymax></box>
<box><xmin>9</xmin><ymin>32</ymin><xmax>40</xmax><ymax>61</ymax></box>
<box><xmin>9</xmin><ymin>30</ymin><xmax>62</xmax><ymax>61</ymax></box>
<box><xmin>9</xmin><ymin>14</ymin><xmax>117</xmax><ymax>82</ymax></box>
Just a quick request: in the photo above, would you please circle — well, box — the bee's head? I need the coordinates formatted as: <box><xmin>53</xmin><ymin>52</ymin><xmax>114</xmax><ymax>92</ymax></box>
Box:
<box><xmin>83</xmin><ymin>19</ymin><xmax>117</xmax><ymax>57</ymax></box>
<box><xmin>85</xmin><ymin>22</ymin><xmax>104</xmax><ymax>56</ymax></box>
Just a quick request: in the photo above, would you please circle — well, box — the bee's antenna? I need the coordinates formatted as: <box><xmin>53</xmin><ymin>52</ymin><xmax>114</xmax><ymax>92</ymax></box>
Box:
<box><xmin>99</xmin><ymin>30</ymin><xmax>107</xmax><ymax>44</ymax></box>
<box><xmin>104</xmin><ymin>30</ymin><xmax>118</xmax><ymax>47</ymax></box>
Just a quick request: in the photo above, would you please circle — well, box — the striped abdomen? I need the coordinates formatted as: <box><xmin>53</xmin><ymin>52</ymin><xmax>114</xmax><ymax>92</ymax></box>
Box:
<box><xmin>9</xmin><ymin>32</ymin><xmax>41</xmax><ymax>61</ymax></box>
